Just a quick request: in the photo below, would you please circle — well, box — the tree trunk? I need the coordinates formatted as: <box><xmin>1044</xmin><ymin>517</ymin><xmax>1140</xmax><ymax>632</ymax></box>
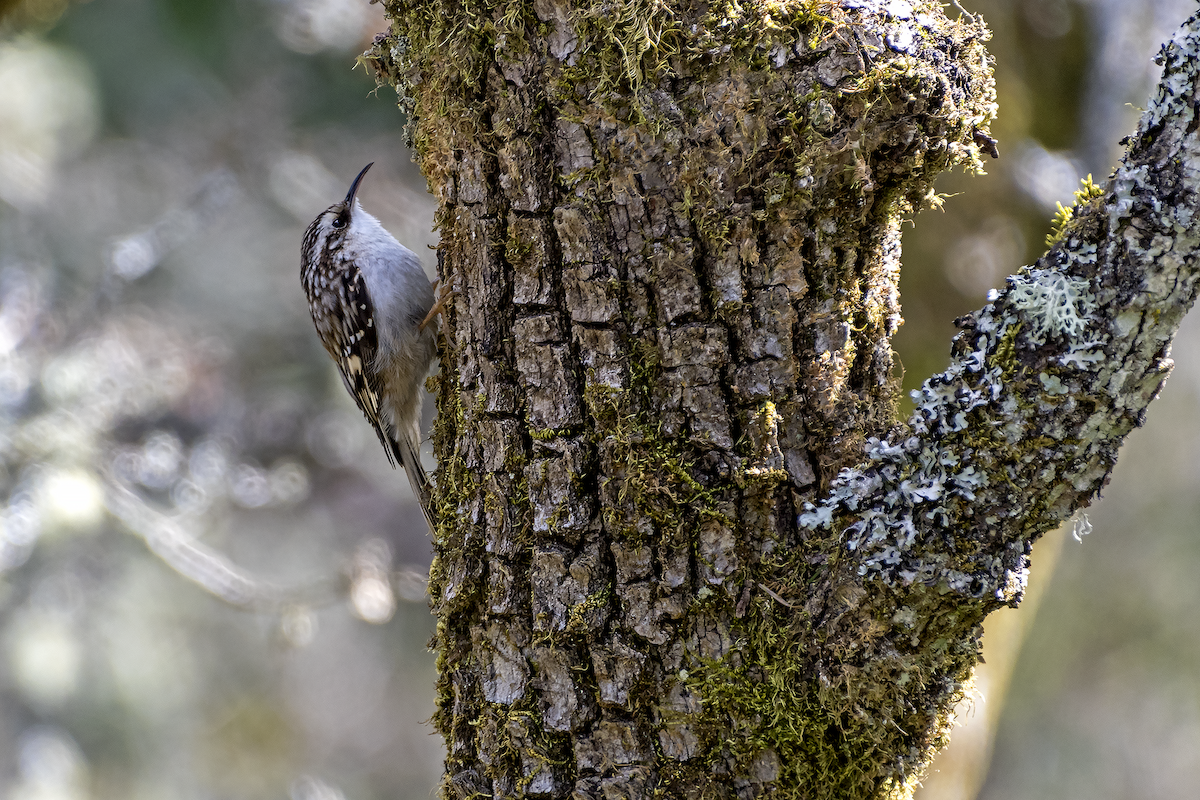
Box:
<box><xmin>367</xmin><ymin>2</ymin><xmax>1200</xmax><ymax>798</ymax></box>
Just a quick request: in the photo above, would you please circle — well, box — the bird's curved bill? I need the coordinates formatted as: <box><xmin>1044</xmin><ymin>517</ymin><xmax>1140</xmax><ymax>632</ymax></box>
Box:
<box><xmin>344</xmin><ymin>162</ymin><xmax>374</xmax><ymax>206</ymax></box>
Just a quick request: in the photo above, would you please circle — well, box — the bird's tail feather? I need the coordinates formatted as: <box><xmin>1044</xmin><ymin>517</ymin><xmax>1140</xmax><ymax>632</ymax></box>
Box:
<box><xmin>394</xmin><ymin>434</ymin><xmax>436</xmax><ymax>535</ymax></box>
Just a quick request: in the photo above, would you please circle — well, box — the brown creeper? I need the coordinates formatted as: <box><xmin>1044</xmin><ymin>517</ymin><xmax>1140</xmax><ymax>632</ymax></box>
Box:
<box><xmin>301</xmin><ymin>163</ymin><xmax>437</xmax><ymax>531</ymax></box>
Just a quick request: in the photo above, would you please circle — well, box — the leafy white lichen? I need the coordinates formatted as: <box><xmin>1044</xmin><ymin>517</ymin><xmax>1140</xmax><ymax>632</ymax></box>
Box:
<box><xmin>1006</xmin><ymin>269</ymin><xmax>1097</xmax><ymax>344</ymax></box>
<box><xmin>1059</xmin><ymin>340</ymin><xmax>1105</xmax><ymax>369</ymax></box>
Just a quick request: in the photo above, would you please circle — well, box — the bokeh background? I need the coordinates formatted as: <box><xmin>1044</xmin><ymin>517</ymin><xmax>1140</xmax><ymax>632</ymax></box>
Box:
<box><xmin>0</xmin><ymin>1</ymin><xmax>1196</xmax><ymax>799</ymax></box>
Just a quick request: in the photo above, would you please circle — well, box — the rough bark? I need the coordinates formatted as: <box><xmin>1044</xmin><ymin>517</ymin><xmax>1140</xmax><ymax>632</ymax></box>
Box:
<box><xmin>365</xmin><ymin>2</ymin><xmax>1200</xmax><ymax>799</ymax></box>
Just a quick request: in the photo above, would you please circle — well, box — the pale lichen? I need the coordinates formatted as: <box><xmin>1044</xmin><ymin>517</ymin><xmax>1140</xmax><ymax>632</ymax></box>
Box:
<box><xmin>1003</xmin><ymin>269</ymin><xmax>1097</xmax><ymax>345</ymax></box>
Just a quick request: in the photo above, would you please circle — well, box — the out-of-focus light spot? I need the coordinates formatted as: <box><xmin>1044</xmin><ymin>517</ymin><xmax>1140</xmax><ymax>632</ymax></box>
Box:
<box><xmin>268</xmin><ymin>150</ymin><xmax>340</xmax><ymax>222</ymax></box>
<box><xmin>10</xmin><ymin>0</ymin><xmax>71</xmax><ymax>26</ymax></box>
<box><xmin>12</xmin><ymin>726</ymin><xmax>88</xmax><ymax>800</ymax></box>
<box><xmin>945</xmin><ymin>216</ymin><xmax>1026</xmax><ymax>298</ymax></box>
<box><xmin>1013</xmin><ymin>141</ymin><xmax>1084</xmax><ymax>212</ymax></box>
<box><xmin>0</xmin><ymin>493</ymin><xmax>40</xmax><ymax>571</ymax></box>
<box><xmin>230</xmin><ymin>463</ymin><xmax>272</xmax><ymax>508</ymax></box>
<box><xmin>275</xmin><ymin>0</ymin><xmax>372</xmax><ymax>54</ymax></box>
<box><xmin>269</xmin><ymin>460</ymin><xmax>310</xmax><ymax>506</ymax></box>
<box><xmin>4</xmin><ymin>494</ymin><xmax>40</xmax><ymax>545</ymax></box>
<box><xmin>6</xmin><ymin>609</ymin><xmax>81</xmax><ymax>707</ymax></box>
<box><xmin>189</xmin><ymin>438</ymin><xmax>230</xmax><ymax>488</ymax></box>
<box><xmin>110</xmin><ymin>448</ymin><xmax>141</xmax><ymax>485</ymax></box>
<box><xmin>139</xmin><ymin>431</ymin><xmax>184</xmax><ymax>490</ymax></box>
<box><xmin>351</xmin><ymin>575</ymin><xmax>395</xmax><ymax>624</ymax></box>
<box><xmin>38</xmin><ymin>468</ymin><xmax>104</xmax><ymax>534</ymax></box>
<box><xmin>169</xmin><ymin>478</ymin><xmax>208</xmax><ymax>515</ymax></box>
<box><xmin>291</xmin><ymin>775</ymin><xmax>347</xmax><ymax>800</ymax></box>
<box><xmin>0</xmin><ymin>268</ymin><xmax>45</xmax><ymax>355</ymax></box>
<box><xmin>40</xmin><ymin>350</ymin><xmax>92</xmax><ymax>403</ymax></box>
<box><xmin>351</xmin><ymin>538</ymin><xmax>395</xmax><ymax>624</ymax></box>
<box><xmin>108</xmin><ymin>233</ymin><xmax>158</xmax><ymax>281</ymax></box>
<box><xmin>280</xmin><ymin>606</ymin><xmax>317</xmax><ymax>648</ymax></box>
<box><xmin>0</xmin><ymin>38</ymin><xmax>99</xmax><ymax>209</ymax></box>
<box><xmin>1022</xmin><ymin>0</ymin><xmax>1073</xmax><ymax>39</ymax></box>
<box><xmin>305</xmin><ymin>410</ymin><xmax>364</xmax><ymax>469</ymax></box>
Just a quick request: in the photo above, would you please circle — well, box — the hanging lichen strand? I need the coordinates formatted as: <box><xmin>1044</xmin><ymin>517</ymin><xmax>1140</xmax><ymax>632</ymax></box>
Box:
<box><xmin>368</xmin><ymin>1</ymin><xmax>997</xmax><ymax>799</ymax></box>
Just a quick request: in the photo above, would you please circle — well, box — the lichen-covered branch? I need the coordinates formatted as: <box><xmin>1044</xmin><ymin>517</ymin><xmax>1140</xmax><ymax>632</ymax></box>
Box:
<box><xmin>803</xmin><ymin>11</ymin><xmax>1200</xmax><ymax>602</ymax></box>
<box><xmin>364</xmin><ymin>2</ymin><xmax>1200</xmax><ymax>799</ymax></box>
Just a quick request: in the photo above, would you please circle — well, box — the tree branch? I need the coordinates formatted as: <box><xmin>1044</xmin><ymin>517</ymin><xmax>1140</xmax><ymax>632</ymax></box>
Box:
<box><xmin>807</xmin><ymin>11</ymin><xmax>1200</xmax><ymax>606</ymax></box>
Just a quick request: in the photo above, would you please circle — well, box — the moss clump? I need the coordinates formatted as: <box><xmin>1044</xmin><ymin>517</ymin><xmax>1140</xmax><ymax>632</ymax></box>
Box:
<box><xmin>1045</xmin><ymin>174</ymin><xmax>1106</xmax><ymax>248</ymax></box>
<box><xmin>587</xmin><ymin>376</ymin><xmax>735</xmax><ymax>543</ymax></box>
<box><xmin>993</xmin><ymin>321</ymin><xmax>1022</xmax><ymax>380</ymax></box>
<box><xmin>567</xmin><ymin>590</ymin><xmax>611</xmax><ymax>632</ymax></box>
<box><xmin>679</xmin><ymin>571</ymin><xmax>976</xmax><ymax>800</ymax></box>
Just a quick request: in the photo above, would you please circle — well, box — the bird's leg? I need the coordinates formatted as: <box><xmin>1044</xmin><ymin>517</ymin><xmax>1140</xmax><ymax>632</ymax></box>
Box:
<box><xmin>418</xmin><ymin>279</ymin><xmax>457</xmax><ymax>332</ymax></box>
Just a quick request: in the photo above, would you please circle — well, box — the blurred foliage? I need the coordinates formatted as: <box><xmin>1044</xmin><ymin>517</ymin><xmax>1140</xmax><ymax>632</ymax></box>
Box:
<box><xmin>0</xmin><ymin>0</ymin><xmax>443</xmax><ymax>798</ymax></box>
<box><xmin>1</xmin><ymin>1</ymin><xmax>1199</xmax><ymax>799</ymax></box>
<box><xmin>0</xmin><ymin>0</ymin><xmax>71</xmax><ymax>32</ymax></box>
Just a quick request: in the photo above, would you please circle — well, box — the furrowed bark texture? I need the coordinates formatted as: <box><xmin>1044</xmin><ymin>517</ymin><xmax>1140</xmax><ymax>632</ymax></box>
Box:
<box><xmin>367</xmin><ymin>2</ymin><xmax>1200</xmax><ymax>799</ymax></box>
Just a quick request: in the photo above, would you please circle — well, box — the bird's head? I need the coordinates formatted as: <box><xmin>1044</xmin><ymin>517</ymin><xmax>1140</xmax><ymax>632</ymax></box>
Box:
<box><xmin>302</xmin><ymin>162</ymin><xmax>378</xmax><ymax>267</ymax></box>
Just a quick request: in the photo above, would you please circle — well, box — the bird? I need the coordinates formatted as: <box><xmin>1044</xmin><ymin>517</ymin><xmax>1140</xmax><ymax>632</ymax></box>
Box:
<box><xmin>301</xmin><ymin>162</ymin><xmax>438</xmax><ymax>532</ymax></box>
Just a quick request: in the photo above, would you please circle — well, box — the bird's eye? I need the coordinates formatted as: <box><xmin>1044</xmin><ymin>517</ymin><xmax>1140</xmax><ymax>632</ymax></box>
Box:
<box><xmin>331</xmin><ymin>213</ymin><xmax>347</xmax><ymax>229</ymax></box>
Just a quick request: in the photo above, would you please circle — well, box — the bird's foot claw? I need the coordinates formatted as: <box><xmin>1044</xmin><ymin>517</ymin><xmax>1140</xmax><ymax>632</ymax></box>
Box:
<box><xmin>419</xmin><ymin>280</ymin><xmax>457</xmax><ymax>332</ymax></box>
